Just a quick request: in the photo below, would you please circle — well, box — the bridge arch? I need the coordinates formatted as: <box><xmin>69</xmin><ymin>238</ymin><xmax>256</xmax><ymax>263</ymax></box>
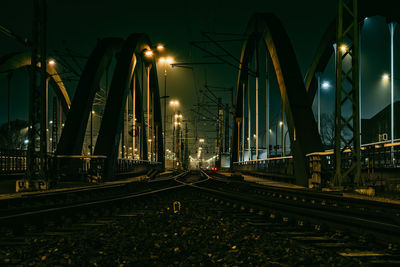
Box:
<box><xmin>94</xmin><ymin>33</ymin><xmax>163</xmax><ymax>178</ymax></box>
<box><xmin>233</xmin><ymin>13</ymin><xmax>322</xmax><ymax>186</ymax></box>
<box><xmin>56</xmin><ymin>38</ymin><xmax>123</xmax><ymax>156</ymax></box>
<box><xmin>0</xmin><ymin>51</ymin><xmax>71</xmax><ymax>114</ymax></box>
<box><xmin>57</xmin><ymin>35</ymin><xmax>163</xmax><ymax>179</ymax></box>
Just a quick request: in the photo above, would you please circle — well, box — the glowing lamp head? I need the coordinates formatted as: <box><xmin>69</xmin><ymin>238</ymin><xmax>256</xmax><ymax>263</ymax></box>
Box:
<box><xmin>383</xmin><ymin>74</ymin><xmax>390</xmax><ymax>81</ymax></box>
<box><xmin>48</xmin><ymin>59</ymin><xmax>56</xmax><ymax>66</ymax></box>
<box><xmin>144</xmin><ymin>50</ymin><xmax>153</xmax><ymax>57</ymax></box>
<box><xmin>279</xmin><ymin>121</ymin><xmax>283</xmax><ymax>126</ymax></box>
<box><xmin>156</xmin><ymin>44</ymin><xmax>164</xmax><ymax>50</ymax></box>
<box><xmin>340</xmin><ymin>44</ymin><xmax>347</xmax><ymax>53</ymax></box>
<box><xmin>170</xmin><ymin>100</ymin><xmax>179</xmax><ymax>106</ymax></box>
<box><xmin>322</xmin><ymin>81</ymin><xmax>330</xmax><ymax>89</ymax></box>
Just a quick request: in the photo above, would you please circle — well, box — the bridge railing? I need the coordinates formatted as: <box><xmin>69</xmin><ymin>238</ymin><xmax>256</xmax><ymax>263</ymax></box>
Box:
<box><xmin>233</xmin><ymin>141</ymin><xmax>400</xmax><ymax>187</ymax></box>
<box><xmin>307</xmin><ymin>141</ymin><xmax>400</xmax><ymax>187</ymax></box>
<box><xmin>54</xmin><ymin>155</ymin><xmax>107</xmax><ymax>181</ymax></box>
<box><xmin>0</xmin><ymin>149</ymin><xmax>27</xmax><ymax>174</ymax></box>
<box><xmin>233</xmin><ymin>156</ymin><xmax>294</xmax><ymax>179</ymax></box>
<box><xmin>117</xmin><ymin>158</ymin><xmax>162</xmax><ymax>173</ymax></box>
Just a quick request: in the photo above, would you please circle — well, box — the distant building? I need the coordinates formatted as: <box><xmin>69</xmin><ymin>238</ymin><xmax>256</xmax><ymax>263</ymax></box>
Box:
<box><xmin>362</xmin><ymin>101</ymin><xmax>400</xmax><ymax>144</ymax></box>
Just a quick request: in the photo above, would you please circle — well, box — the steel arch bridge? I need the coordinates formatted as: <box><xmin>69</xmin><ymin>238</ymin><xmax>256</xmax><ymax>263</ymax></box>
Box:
<box><xmin>56</xmin><ymin>34</ymin><xmax>164</xmax><ymax>179</ymax></box>
<box><xmin>232</xmin><ymin>0</ymin><xmax>400</xmax><ymax>187</ymax></box>
<box><xmin>232</xmin><ymin>13</ymin><xmax>322</xmax><ymax>187</ymax></box>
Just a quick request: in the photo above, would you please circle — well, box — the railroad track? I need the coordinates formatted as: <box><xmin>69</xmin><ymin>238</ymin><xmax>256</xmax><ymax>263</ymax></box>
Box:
<box><xmin>0</xmin><ymin>171</ymin><xmax>189</xmax><ymax>228</ymax></box>
<box><xmin>177</xmin><ymin>170</ymin><xmax>400</xmax><ymax>264</ymax></box>
<box><xmin>1</xmin><ymin>170</ymin><xmax>399</xmax><ymax>265</ymax></box>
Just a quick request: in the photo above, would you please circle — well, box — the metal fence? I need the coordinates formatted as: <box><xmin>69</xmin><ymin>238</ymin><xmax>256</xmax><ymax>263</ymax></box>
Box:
<box><xmin>1</xmin><ymin>149</ymin><xmax>163</xmax><ymax>181</ymax></box>
<box><xmin>234</xmin><ymin>141</ymin><xmax>400</xmax><ymax>187</ymax></box>
<box><xmin>233</xmin><ymin>156</ymin><xmax>294</xmax><ymax>177</ymax></box>
<box><xmin>0</xmin><ymin>150</ymin><xmax>27</xmax><ymax>174</ymax></box>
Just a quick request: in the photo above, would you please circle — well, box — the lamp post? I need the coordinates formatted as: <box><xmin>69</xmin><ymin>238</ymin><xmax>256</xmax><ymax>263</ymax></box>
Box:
<box><xmin>142</xmin><ymin>44</ymin><xmax>167</xmax><ymax>162</ymax></box>
<box><xmin>159</xmin><ymin>57</ymin><xmax>173</xmax><ymax>166</ymax></box>
<box><xmin>280</xmin><ymin>121</ymin><xmax>283</xmax><ymax>156</ymax></box>
<box><xmin>170</xmin><ymin>100</ymin><xmax>179</xmax><ymax>168</ymax></box>
<box><xmin>383</xmin><ymin>72</ymin><xmax>398</xmax><ymax>164</ymax></box>
<box><xmin>317</xmin><ymin>80</ymin><xmax>331</xmax><ymax>134</ymax></box>
<box><xmin>389</xmin><ymin>22</ymin><xmax>397</xmax><ymax>165</ymax></box>
<box><xmin>90</xmin><ymin>110</ymin><xmax>94</xmax><ymax>155</ymax></box>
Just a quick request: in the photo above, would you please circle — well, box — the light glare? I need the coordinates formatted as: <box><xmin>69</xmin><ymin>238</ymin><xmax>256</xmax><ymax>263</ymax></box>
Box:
<box><xmin>383</xmin><ymin>74</ymin><xmax>390</xmax><ymax>81</ymax></box>
<box><xmin>322</xmin><ymin>81</ymin><xmax>330</xmax><ymax>89</ymax></box>
<box><xmin>144</xmin><ymin>50</ymin><xmax>153</xmax><ymax>57</ymax></box>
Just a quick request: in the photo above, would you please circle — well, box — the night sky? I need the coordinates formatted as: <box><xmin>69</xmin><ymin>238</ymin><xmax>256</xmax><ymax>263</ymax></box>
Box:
<box><xmin>1</xmin><ymin>0</ymin><xmax>399</xmax><ymax>154</ymax></box>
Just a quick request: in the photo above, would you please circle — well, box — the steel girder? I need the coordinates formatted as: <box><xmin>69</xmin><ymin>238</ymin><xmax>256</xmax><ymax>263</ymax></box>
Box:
<box><xmin>0</xmin><ymin>51</ymin><xmax>71</xmax><ymax>114</ymax></box>
<box><xmin>94</xmin><ymin>33</ymin><xmax>163</xmax><ymax>179</ymax></box>
<box><xmin>131</xmin><ymin>73</ymin><xmax>147</xmax><ymax>162</ymax></box>
<box><xmin>56</xmin><ymin>38</ymin><xmax>123</xmax><ymax>155</ymax></box>
<box><xmin>304</xmin><ymin>0</ymin><xmax>400</xmax><ymax>101</ymax></box>
<box><xmin>232</xmin><ymin>13</ymin><xmax>322</xmax><ymax>187</ymax></box>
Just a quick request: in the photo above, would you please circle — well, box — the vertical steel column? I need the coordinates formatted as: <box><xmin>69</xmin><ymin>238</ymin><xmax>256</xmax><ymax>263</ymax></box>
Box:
<box><xmin>163</xmin><ymin>69</ymin><xmax>167</xmax><ymax>164</ymax></box>
<box><xmin>255</xmin><ymin>39</ymin><xmax>259</xmax><ymax>160</ymax></box>
<box><xmin>335</xmin><ymin>0</ymin><xmax>361</xmax><ymax>185</ymax></box>
<box><xmin>242</xmin><ymin>83</ymin><xmax>245</xmax><ymax>161</ymax></box>
<box><xmin>389</xmin><ymin>22</ymin><xmax>396</xmax><ymax>165</ymax></box>
<box><xmin>173</xmin><ymin>113</ymin><xmax>175</xmax><ymax>167</ymax></box>
<box><xmin>52</xmin><ymin>96</ymin><xmax>58</xmax><ymax>153</ymax></box>
<box><xmin>247</xmin><ymin>67</ymin><xmax>251</xmax><ymax>161</ymax></box>
<box><xmin>27</xmin><ymin>0</ymin><xmax>47</xmax><ymax>181</ymax></box>
<box><xmin>266</xmin><ymin>53</ymin><xmax>269</xmax><ymax>158</ymax></box>
<box><xmin>90</xmin><ymin>109</ymin><xmax>93</xmax><ymax>155</ymax></box>
<box><xmin>224</xmin><ymin>104</ymin><xmax>230</xmax><ymax>153</ymax></box>
<box><xmin>281</xmin><ymin>106</ymin><xmax>284</xmax><ymax>156</ymax></box>
<box><xmin>152</xmin><ymin>91</ymin><xmax>155</xmax><ymax>161</ymax></box>
<box><xmin>125</xmin><ymin>97</ymin><xmax>129</xmax><ymax>158</ymax></box>
<box><xmin>7</xmin><ymin>73</ymin><xmax>12</xmax><ymax>130</ymax></box>
<box><xmin>317</xmin><ymin>73</ymin><xmax>321</xmax><ymax>133</ymax></box>
<box><xmin>132</xmin><ymin>74</ymin><xmax>136</xmax><ymax>159</ymax></box>
<box><xmin>359</xmin><ymin>25</ymin><xmax>362</xmax><ymax>145</ymax></box>
<box><xmin>146</xmin><ymin>65</ymin><xmax>151</xmax><ymax>161</ymax></box>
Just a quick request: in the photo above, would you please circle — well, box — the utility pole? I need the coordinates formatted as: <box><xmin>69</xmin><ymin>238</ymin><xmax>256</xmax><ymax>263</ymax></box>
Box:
<box><xmin>52</xmin><ymin>96</ymin><xmax>58</xmax><ymax>153</ymax></box>
<box><xmin>224</xmin><ymin>104</ymin><xmax>230</xmax><ymax>153</ymax></box>
<box><xmin>27</xmin><ymin>0</ymin><xmax>47</xmax><ymax>182</ymax></box>
<box><xmin>184</xmin><ymin>123</ymin><xmax>188</xmax><ymax>169</ymax></box>
<box><xmin>7</xmin><ymin>73</ymin><xmax>12</xmax><ymax>131</ymax></box>
<box><xmin>216</xmin><ymin>98</ymin><xmax>223</xmax><ymax>168</ymax></box>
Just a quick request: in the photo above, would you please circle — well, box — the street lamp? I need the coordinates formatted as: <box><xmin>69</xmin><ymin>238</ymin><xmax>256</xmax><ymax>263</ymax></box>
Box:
<box><xmin>382</xmin><ymin>72</ymin><xmax>396</xmax><ymax>164</ymax></box>
<box><xmin>383</xmin><ymin>74</ymin><xmax>390</xmax><ymax>81</ymax></box>
<box><xmin>169</xmin><ymin>101</ymin><xmax>179</xmax><ymax>168</ymax></box>
<box><xmin>316</xmin><ymin>75</ymin><xmax>330</xmax><ymax>134</ymax></box>
<box><xmin>159</xmin><ymin>56</ymin><xmax>174</xmax><ymax>166</ymax></box>
<box><xmin>48</xmin><ymin>58</ymin><xmax>56</xmax><ymax>66</ymax></box>
<box><xmin>340</xmin><ymin>44</ymin><xmax>348</xmax><ymax>53</ymax></box>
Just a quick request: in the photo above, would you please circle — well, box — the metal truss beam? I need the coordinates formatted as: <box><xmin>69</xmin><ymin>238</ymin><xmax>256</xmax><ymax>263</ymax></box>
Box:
<box><xmin>27</xmin><ymin>0</ymin><xmax>47</xmax><ymax>181</ymax></box>
<box><xmin>335</xmin><ymin>0</ymin><xmax>361</xmax><ymax>185</ymax></box>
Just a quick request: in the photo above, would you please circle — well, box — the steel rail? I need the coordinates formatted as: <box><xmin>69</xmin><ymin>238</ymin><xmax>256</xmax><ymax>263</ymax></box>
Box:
<box><xmin>0</xmin><ymin>172</ymin><xmax>190</xmax><ymax>224</ymax></box>
<box><xmin>187</xmin><ymin>170</ymin><xmax>400</xmax><ymax>244</ymax></box>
